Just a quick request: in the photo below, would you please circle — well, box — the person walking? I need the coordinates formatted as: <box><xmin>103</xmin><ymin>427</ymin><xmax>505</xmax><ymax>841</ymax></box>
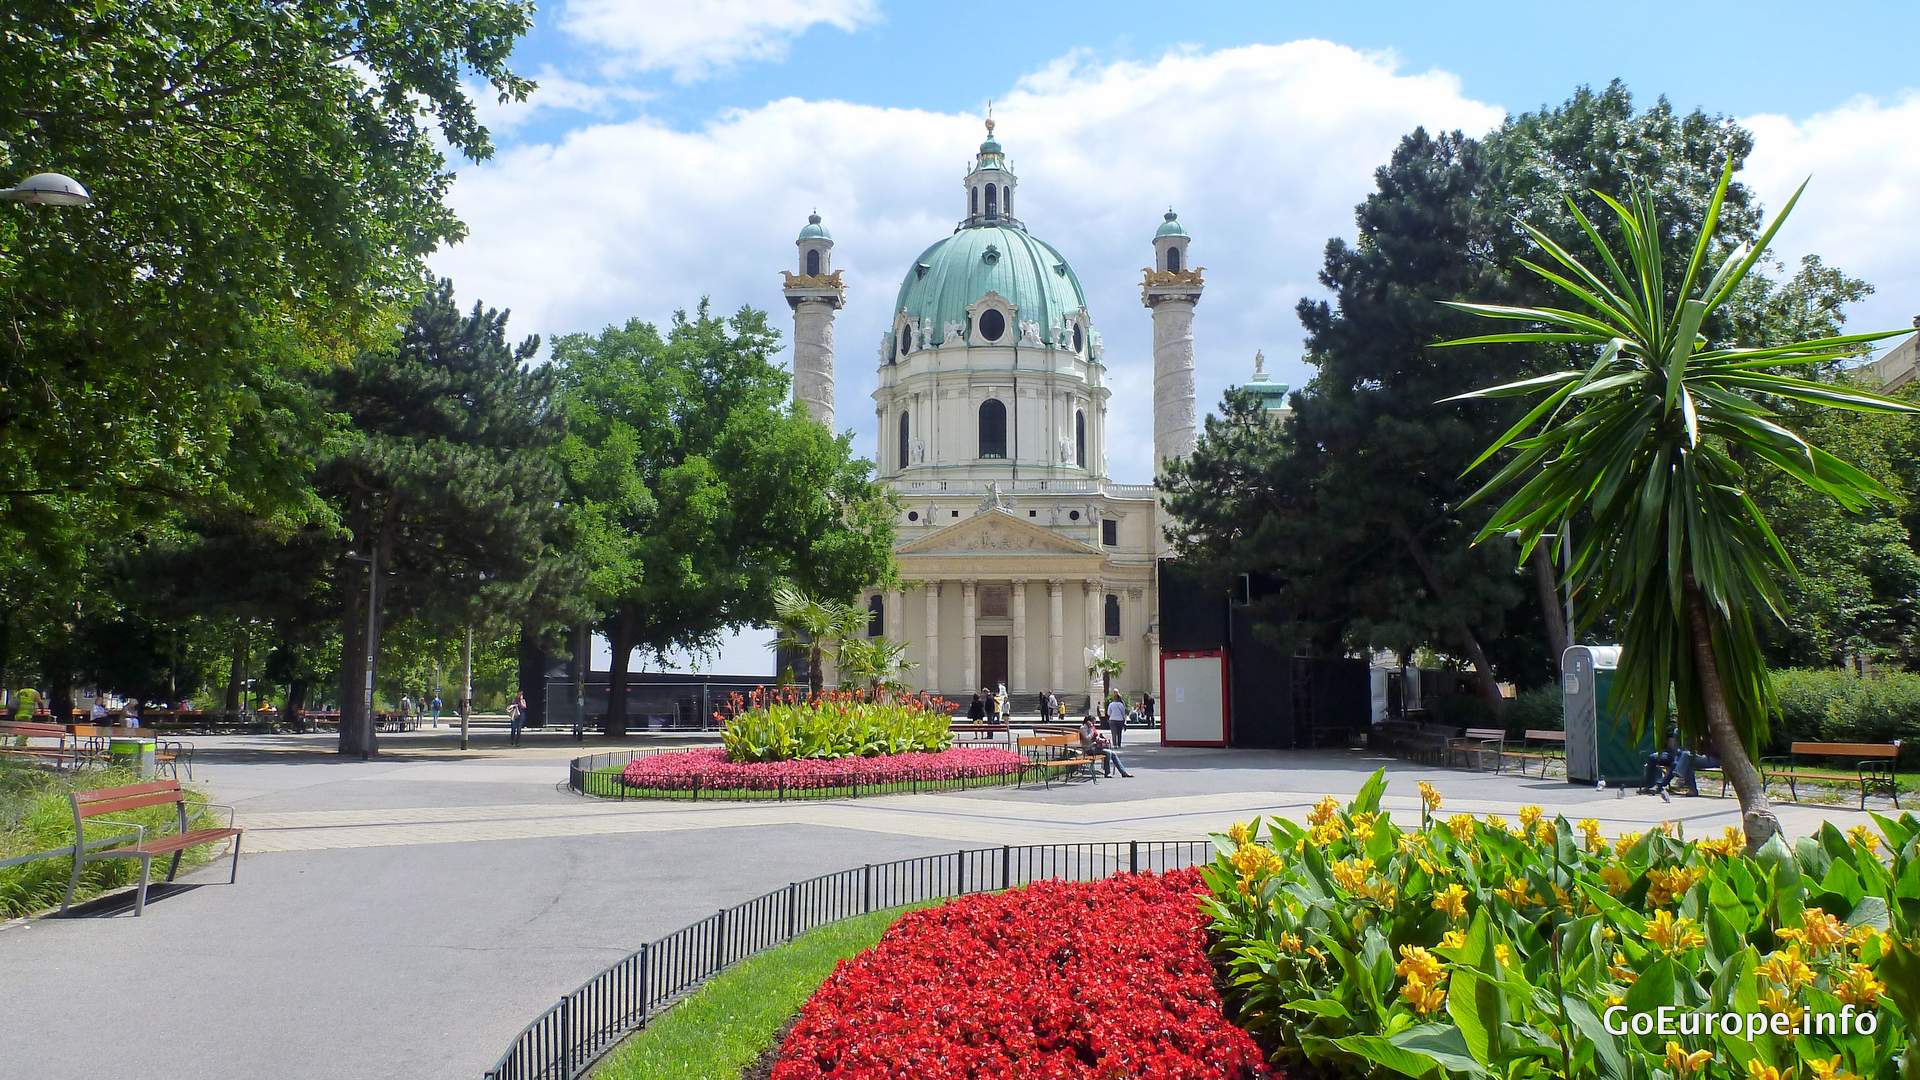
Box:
<box><xmin>430</xmin><ymin>692</ymin><xmax>443</xmax><ymax>726</ymax></box>
<box><xmin>399</xmin><ymin>692</ymin><xmax>413</xmax><ymax>728</ymax></box>
<box><xmin>1105</xmin><ymin>693</ymin><xmax>1127</xmax><ymax>748</ymax></box>
<box><xmin>509</xmin><ymin>690</ymin><xmax>528</xmax><ymax>746</ymax></box>
<box><xmin>1141</xmin><ymin>692</ymin><xmax>1155</xmax><ymax>728</ymax></box>
<box><xmin>1041</xmin><ymin>690</ymin><xmax>1057</xmax><ymax>727</ymax></box>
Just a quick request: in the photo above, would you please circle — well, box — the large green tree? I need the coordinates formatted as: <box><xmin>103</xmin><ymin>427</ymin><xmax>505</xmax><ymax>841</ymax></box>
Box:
<box><xmin>553</xmin><ymin>304</ymin><xmax>897</xmax><ymax>736</ymax></box>
<box><xmin>0</xmin><ymin>0</ymin><xmax>532</xmax><ymax>550</ymax></box>
<box><xmin>320</xmin><ymin>281</ymin><xmax>574</xmax><ymax>756</ymax></box>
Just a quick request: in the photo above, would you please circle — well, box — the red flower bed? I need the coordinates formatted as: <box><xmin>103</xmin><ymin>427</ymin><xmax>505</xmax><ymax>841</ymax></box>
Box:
<box><xmin>619</xmin><ymin>746</ymin><xmax>1024</xmax><ymax>791</ymax></box>
<box><xmin>772</xmin><ymin>869</ymin><xmax>1274</xmax><ymax>1079</ymax></box>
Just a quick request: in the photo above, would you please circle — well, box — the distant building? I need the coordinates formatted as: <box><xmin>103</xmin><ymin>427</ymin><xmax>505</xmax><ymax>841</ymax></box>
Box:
<box><xmin>1859</xmin><ymin>316</ymin><xmax>1920</xmax><ymax>391</ymax></box>
<box><xmin>1238</xmin><ymin>349</ymin><xmax>1290</xmax><ymax>422</ymax></box>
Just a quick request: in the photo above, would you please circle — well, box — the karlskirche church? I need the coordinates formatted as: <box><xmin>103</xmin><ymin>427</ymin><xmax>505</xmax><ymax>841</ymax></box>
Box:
<box><xmin>777</xmin><ymin>119</ymin><xmax>1208</xmax><ymax>707</ymax></box>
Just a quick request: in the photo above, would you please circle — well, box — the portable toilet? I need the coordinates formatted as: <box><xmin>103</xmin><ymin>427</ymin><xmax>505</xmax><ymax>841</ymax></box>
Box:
<box><xmin>1561</xmin><ymin>645</ymin><xmax>1653</xmax><ymax>786</ymax></box>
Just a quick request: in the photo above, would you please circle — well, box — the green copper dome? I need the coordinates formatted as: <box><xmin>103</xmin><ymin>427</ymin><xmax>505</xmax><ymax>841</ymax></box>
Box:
<box><xmin>797</xmin><ymin>211</ymin><xmax>830</xmax><ymax>242</ymax></box>
<box><xmin>894</xmin><ymin>224</ymin><xmax>1088</xmax><ymax>347</ymax></box>
<box><xmin>1155</xmin><ymin>209</ymin><xmax>1188</xmax><ymax>238</ymax></box>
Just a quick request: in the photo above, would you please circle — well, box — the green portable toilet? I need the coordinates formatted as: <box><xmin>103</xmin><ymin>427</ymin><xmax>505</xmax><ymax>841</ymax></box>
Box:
<box><xmin>1562</xmin><ymin>645</ymin><xmax>1653</xmax><ymax>787</ymax></box>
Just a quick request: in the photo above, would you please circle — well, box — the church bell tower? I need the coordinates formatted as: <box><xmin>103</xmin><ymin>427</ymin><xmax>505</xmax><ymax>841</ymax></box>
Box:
<box><xmin>783</xmin><ymin>211</ymin><xmax>845</xmax><ymax>428</ymax></box>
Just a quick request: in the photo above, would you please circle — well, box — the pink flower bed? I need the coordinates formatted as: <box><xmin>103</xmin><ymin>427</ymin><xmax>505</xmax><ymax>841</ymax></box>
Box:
<box><xmin>619</xmin><ymin>746</ymin><xmax>1025</xmax><ymax>792</ymax></box>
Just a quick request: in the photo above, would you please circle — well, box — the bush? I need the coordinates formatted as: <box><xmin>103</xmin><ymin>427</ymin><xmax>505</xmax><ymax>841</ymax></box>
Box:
<box><xmin>1</xmin><ymin>762</ymin><xmax>214</xmax><ymax>918</ymax></box>
<box><xmin>1204</xmin><ymin>772</ymin><xmax>1915</xmax><ymax>1079</ymax></box>
<box><xmin>1504</xmin><ymin>684</ymin><xmax>1563</xmax><ymax>733</ymax></box>
<box><xmin>1772</xmin><ymin>668</ymin><xmax>1920</xmax><ymax>749</ymax></box>
<box><xmin>772</xmin><ymin>870</ymin><xmax>1272</xmax><ymax>1079</ymax></box>
<box><xmin>718</xmin><ymin>687</ymin><xmax>955</xmax><ymax>762</ymax></box>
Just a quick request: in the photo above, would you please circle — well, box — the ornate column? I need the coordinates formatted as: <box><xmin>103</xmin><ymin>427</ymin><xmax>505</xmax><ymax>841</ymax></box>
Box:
<box><xmin>1010</xmin><ymin>578</ymin><xmax>1028</xmax><ymax>694</ymax></box>
<box><xmin>924</xmin><ymin>581</ymin><xmax>940</xmax><ymax>694</ymax></box>
<box><xmin>961</xmin><ymin>579</ymin><xmax>978</xmax><ymax>692</ymax></box>
<box><xmin>1084</xmin><ymin>578</ymin><xmax>1103</xmax><ymax>700</ymax></box>
<box><xmin>1126</xmin><ymin>586</ymin><xmax>1145</xmax><ymax>694</ymax></box>
<box><xmin>887</xmin><ymin>588</ymin><xmax>904</xmax><ymax>641</ymax></box>
<box><xmin>1047</xmin><ymin>579</ymin><xmax>1065</xmax><ymax>693</ymax></box>
<box><xmin>783</xmin><ymin>213</ymin><xmax>844</xmax><ymax>429</ymax></box>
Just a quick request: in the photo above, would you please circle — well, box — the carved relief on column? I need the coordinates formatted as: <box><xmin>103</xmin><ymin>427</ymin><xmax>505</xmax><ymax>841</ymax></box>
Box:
<box><xmin>961</xmin><ymin>579</ymin><xmax>978</xmax><ymax>692</ymax></box>
<box><xmin>1047</xmin><ymin>579</ymin><xmax>1065</xmax><ymax>693</ymax></box>
<box><xmin>1009</xmin><ymin>578</ymin><xmax>1028</xmax><ymax>694</ymax></box>
<box><xmin>924</xmin><ymin>580</ymin><xmax>940</xmax><ymax>695</ymax></box>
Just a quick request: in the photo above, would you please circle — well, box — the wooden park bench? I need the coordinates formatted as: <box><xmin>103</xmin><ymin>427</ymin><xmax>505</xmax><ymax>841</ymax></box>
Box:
<box><xmin>1448</xmin><ymin>727</ymin><xmax>1508</xmax><ymax>771</ymax></box>
<box><xmin>1499</xmin><ymin>730</ymin><xmax>1566</xmax><ymax>776</ymax></box>
<box><xmin>1379</xmin><ymin>719</ymin><xmax>1453</xmax><ymax>764</ymax></box>
<box><xmin>70</xmin><ymin>725</ymin><xmax>194</xmax><ymax>779</ymax></box>
<box><xmin>0</xmin><ymin>721</ymin><xmax>92</xmax><ymax>770</ymax></box>
<box><xmin>949</xmin><ymin>722</ymin><xmax>1011</xmax><ymax>745</ymax></box>
<box><xmin>1017</xmin><ymin>733</ymin><xmax>1100</xmax><ymax>786</ymax></box>
<box><xmin>1724</xmin><ymin>741</ymin><xmax>1903</xmax><ymax>811</ymax></box>
<box><xmin>63</xmin><ymin>779</ymin><xmax>242</xmax><ymax>916</ymax></box>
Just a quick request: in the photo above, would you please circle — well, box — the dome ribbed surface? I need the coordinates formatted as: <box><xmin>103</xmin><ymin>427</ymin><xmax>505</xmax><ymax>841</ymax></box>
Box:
<box><xmin>893</xmin><ymin>225</ymin><xmax>1087</xmax><ymax>346</ymax></box>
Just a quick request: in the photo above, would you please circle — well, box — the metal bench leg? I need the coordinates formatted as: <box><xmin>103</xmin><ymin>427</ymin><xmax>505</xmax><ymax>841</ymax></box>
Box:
<box><xmin>166</xmin><ymin>848</ymin><xmax>183</xmax><ymax>882</ymax></box>
<box><xmin>230</xmin><ymin>833</ymin><xmax>243</xmax><ymax>884</ymax></box>
<box><xmin>135</xmin><ymin>856</ymin><xmax>153</xmax><ymax>917</ymax></box>
<box><xmin>61</xmin><ymin>848</ymin><xmax>86</xmax><ymax>913</ymax></box>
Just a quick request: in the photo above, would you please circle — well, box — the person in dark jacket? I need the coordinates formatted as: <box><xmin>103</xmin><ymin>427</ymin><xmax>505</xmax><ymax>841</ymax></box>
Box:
<box><xmin>967</xmin><ymin>692</ymin><xmax>986</xmax><ymax>722</ymax></box>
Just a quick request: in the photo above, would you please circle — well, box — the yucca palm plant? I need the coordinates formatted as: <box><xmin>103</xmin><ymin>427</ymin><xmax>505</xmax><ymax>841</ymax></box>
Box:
<box><xmin>836</xmin><ymin>635</ymin><xmax>917</xmax><ymax>696</ymax></box>
<box><xmin>766</xmin><ymin>584</ymin><xmax>868</xmax><ymax>696</ymax></box>
<box><xmin>1441</xmin><ymin>162</ymin><xmax>1916</xmax><ymax>850</ymax></box>
<box><xmin>1085</xmin><ymin>645</ymin><xmax>1126</xmax><ymax>705</ymax></box>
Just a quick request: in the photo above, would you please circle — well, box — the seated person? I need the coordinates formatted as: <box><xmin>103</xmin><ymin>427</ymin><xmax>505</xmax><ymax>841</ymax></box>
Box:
<box><xmin>1670</xmin><ymin>742</ymin><xmax>1717</xmax><ymax>797</ymax></box>
<box><xmin>1641</xmin><ymin>735</ymin><xmax>1679</xmax><ymax>795</ymax></box>
<box><xmin>1642</xmin><ymin>734</ymin><xmax>1718</xmax><ymax>797</ymax></box>
<box><xmin>1077</xmin><ymin>714</ymin><xmax>1133</xmax><ymax>778</ymax></box>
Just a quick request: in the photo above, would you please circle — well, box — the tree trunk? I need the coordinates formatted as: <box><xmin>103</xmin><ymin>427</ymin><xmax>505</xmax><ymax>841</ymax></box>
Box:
<box><xmin>808</xmin><ymin>639</ymin><xmax>824</xmax><ymax>697</ymax></box>
<box><xmin>1530</xmin><ymin>542</ymin><xmax>1569</xmax><ymax>676</ymax></box>
<box><xmin>1683</xmin><ymin>577</ymin><xmax>1781</xmax><ymax>852</ymax></box>
<box><xmin>1395</xmin><ymin>524</ymin><xmax>1506</xmax><ymax>718</ymax></box>
<box><xmin>605</xmin><ymin>610</ymin><xmax>633</xmax><ymax>738</ymax></box>
<box><xmin>224</xmin><ymin>626</ymin><xmax>244</xmax><ymax>718</ymax></box>
<box><xmin>337</xmin><ymin>554</ymin><xmax>371</xmax><ymax>756</ymax></box>
<box><xmin>286</xmin><ymin>678</ymin><xmax>308</xmax><ymax>733</ymax></box>
<box><xmin>517</xmin><ymin>626</ymin><xmax>546</xmax><ymax>729</ymax></box>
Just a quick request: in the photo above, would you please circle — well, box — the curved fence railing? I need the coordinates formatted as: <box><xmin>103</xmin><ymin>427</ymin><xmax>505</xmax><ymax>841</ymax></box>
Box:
<box><xmin>482</xmin><ymin>838</ymin><xmax>1212</xmax><ymax>1080</ymax></box>
<box><xmin>567</xmin><ymin>747</ymin><xmax>1028</xmax><ymax>801</ymax></box>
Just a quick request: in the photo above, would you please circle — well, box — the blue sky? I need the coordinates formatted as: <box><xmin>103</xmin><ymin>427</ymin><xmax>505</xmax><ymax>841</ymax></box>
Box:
<box><xmin>431</xmin><ymin>1</ymin><xmax>1920</xmax><ymax>675</ymax></box>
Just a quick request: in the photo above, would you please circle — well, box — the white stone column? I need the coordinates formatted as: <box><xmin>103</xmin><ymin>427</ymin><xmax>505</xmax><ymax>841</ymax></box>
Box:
<box><xmin>1084</xmin><ymin>578</ymin><xmax>1103</xmax><ymax>701</ymax></box>
<box><xmin>791</xmin><ymin>299</ymin><xmax>838</xmax><ymax>429</ymax></box>
<box><xmin>888</xmin><ymin>588</ymin><xmax>904</xmax><ymax>641</ymax></box>
<box><xmin>924</xmin><ymin>581</ymin><xmax>940</xmax><ymax>694</ymax></box>
<box><xmin>1149</xmin><ymin>298</ymin><xmax>1197</xmax><ymax>469</ymax></box>
<box><xmin>961</xmin><ymin>579</ymin><xmax>977</xmax><ymax>692</ymax></box>
<box><xmin>1047</xmin><ymin>579</ymin><xmax>1065</xmax><ymax>693</ymax></box>
<box><xmin>1010</xmin><ymin>578</ymin><xmax>1028</xmax><ymax>694</ymax></box>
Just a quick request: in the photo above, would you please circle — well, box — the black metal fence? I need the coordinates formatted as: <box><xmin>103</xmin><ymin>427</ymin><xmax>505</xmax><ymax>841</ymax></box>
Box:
<box><xmin>568</xmin><ymin>748</ymin><xmax>1032</xmax><ymax>801</ymax></box>
<box><xmin>481</xmin><ymin>839</ymin><xmax>1214</xmax><ymax>1080</ymax></box>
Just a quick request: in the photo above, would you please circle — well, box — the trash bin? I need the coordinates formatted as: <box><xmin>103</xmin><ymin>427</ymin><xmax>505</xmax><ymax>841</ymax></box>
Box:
<box><xmin>109</xmin><ymin>737</ymin><xmax>157</xmax><ymax>779</ymax></box>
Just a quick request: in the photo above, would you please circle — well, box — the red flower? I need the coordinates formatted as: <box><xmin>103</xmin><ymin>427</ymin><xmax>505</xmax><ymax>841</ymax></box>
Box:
<box><xmin>620</xmin><ymin>746</ymin><xmax>1025</xmax><ymax>791</ymax></box>
<box><xmin>771</xmin><ymin>870</ymin><xmax>1275</xmax><ymax>1079</ymax></box>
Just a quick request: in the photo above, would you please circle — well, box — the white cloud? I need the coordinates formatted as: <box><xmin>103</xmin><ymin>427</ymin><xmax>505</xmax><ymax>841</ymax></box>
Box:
<box><xmin>558</xmin><ymin>0</ymin><xmax>880</xmax><ymax>82</ymax></box>
<box><xmin>471</xmin><ymin>65</ymin><xmax>656</xmax><ymax>134</ymax></box>
<box><xmin>1741</xmin><ymin>92</ymin><xmax>1920</xmax><ymax>350</ymax></box>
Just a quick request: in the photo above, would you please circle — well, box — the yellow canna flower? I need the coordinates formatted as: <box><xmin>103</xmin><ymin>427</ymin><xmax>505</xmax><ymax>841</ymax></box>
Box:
<box><xmin>1647</xmin><ymin>865</ymin><xmax>1706</xmax><ymax>906</ymax></box>
<box><xmin>1836</xmin><ymin>963</ymin><xmax>1885</xmax><ymax>1008</ymax></box>
<box><xmin>1608</xmin><ymin>950</ymin><xmax>1636</xmax><ymax>983</ymax></box>
<box><xmin>1756</xmin><ymin>946</ymin><xmax>1815</xmax><ymax>989</ymax></box>
<box><xmin>1497</xmin><ymin>876</ymin><xmax>1537</xmax><ymax>907</ymax></box>
<box><xmin>1432</xmin><ymin>883</ymin><xmax>1469</xmax><ymax>921</ymax></box>
<box><xmin>1746</xmin><ymin>1062</ymin><xmax>1788</xmax><ymax>1080</ymax></box>
<box><xmin>1446</xmin><ymin>813</ymin><xmax>1478</xmax><ymax>836</ymax></box>
<box><xmin>1350</xmin><ymin>812</ymin><xmax>1378</xmax><ymax>843</ymax></box>
<box><xmin>1534</xmin><ymin>820</ymin><xmax>1557</xmax><ymax>846</ymax></box>
<box><xmin>1519</xmin><ymin>805</ymin><xmax>1544</xmax><ymax>830</ymax></box>
<box><xmin>1483</xmin><ymin>814</ymin><xmax>1513</xmax><ymax>835</ymax></box>
<box><xmin>1578</xmin><ymin>818</ymin><xmax>1606</xmax><ymax>852</ymax></box>
<box><xmin>1227</xmin><ymin>820</ymin><xmax>1251</xmax><ymax>846</ymax></box>
<box><xmin>1808</xmin><ymin>1055</ymin><xmax>1862</xmax><ymax>1080</ymax></box>
<box><xmin>1439</xmin><ymin>930</ymin><xmax>1466</xmax><ymax>950</ymax></box>
<box><xmin>1600</xmin><ymin>865</ymin><xmax>1632</xmax><ymax>895</ymax></box>
<box><xmin>1647</xmin><ymin>909</ymin><xmax>1706</xmax><ymax>953</ymax></box>
<box><xmin>1395</xmin><ymin>944</ymin><xmax>1445</xmax><ymax>983</ymax></box>
<box><xmin>1418</xmin><ymin>780</ymin><xmax>1443</xmax><ymax>811</ymax></box>
<box><xmin>1278</xmin><ymin>931</ymin><xmax>1302</xmax><ymax>952</ymax></box>
<box><xmin>1800</xmin><ymin>909</ymin><xmax>1850</xmax><ymax>951</ymax></box>
<box><xmin>1758</xmin><ymin>986</ymin><xmax>1805</xmax><ymax>1025</ymax></box>
<box><xmin>1664</xmin><ymin>1042</ymin><xmax>1713</xmax><ymax>1076</ymax></box>
<box><xmin>1308</xmin><ymin>795</ymin><xmax>1340</xmax><ymax>827</ymax></box>
<box><xmin>1846</xmin><ymin>824</ymin><xmax>1880</xmax><ymax>854</ymax></box>
<box><xmin>1616</xmin><ymin>830</ymin><xmax>1645</xmax><ymax>851</ymax></box>
<box><xmin>1494</xmin><ymin>943</ymin><xmax>1512</xmax><ymax>967</ymax></box>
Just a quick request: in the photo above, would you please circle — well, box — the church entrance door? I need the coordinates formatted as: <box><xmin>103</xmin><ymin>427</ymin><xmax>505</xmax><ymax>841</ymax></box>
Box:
<box><xmin>980</xmin><ymin>636</ymin><xmax>1008</xmax><ymax>692</ymax></box>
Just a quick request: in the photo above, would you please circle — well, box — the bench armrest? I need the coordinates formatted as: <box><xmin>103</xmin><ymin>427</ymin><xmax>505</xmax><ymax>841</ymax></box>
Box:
<box><xmin>200</xmin><ymin>803</ymin><xmax>238</xmax><ymax>830</ymax></box>
<box><xmin>85</xmin><ymin>818</ymin><xmax>148</xmax><ymax>848</ymax></box>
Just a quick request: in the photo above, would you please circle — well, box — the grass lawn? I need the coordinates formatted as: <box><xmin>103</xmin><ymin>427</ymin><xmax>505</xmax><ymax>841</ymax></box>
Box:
<box><xmin>591</xmin><ymin>903</ymin><xmax>929</xmax><ymax>1080</ymax></box>
<box><xmin>582</xmin><ymin>764</ymin><xmax>1023</xmax><ymax>801</ymax></box>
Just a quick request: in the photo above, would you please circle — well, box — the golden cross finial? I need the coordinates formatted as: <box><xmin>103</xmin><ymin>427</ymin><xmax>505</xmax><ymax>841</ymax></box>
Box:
<box><xmin>985</xmin><ymin>100</ymin><xmax>995</xmax><ymax>136</ymax></box>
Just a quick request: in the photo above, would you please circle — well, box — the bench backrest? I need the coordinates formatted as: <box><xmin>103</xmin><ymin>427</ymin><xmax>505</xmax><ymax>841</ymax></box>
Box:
<box><xmin>1524</xmin><ymin>729</ymin><xmax>1566</xmax><ymax>743</ymax></box>
<box><xmin>72</xmin><ymin>780</ymin><xmax>186</xmax><ymax>820</ymax></box>
<box><xmin>0</xmin><ymin>721</ymin><xmax>69</xmax><ymax>741</ymax></box>
<box><xmin>1789</xmin><ymin>741</ymin><xmax>1900</xmax><ymax>760</ymax></box>
<box><xmin>1017</xmin><ymin>734</ymin><xmax>1077</xmax><ymax>749</ymax></box>
<box><xmin>1462</xmin><ymin>728</ymin><xmax>1505</xmax><ymax>740</ymax></box>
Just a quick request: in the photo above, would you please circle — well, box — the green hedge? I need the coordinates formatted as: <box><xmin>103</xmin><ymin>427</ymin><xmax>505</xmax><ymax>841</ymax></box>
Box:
<box><xmin>1772</xmin><ymin>667</ymin><xmax>1920</xmax><ymax>749</ymax></box>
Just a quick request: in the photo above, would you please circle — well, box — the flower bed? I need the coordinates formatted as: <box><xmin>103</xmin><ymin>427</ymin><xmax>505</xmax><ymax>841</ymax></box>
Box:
<box><xmin>1204</xmin><ymin>772</ymin><xmax>1917</xmax><ymax>1079</ymax></box>
<box><xmin>771</xmin><ymin>869</ymin><xmax>1274</xmax><ymax>1079</ymax></box>
<box><xmin>619</xmin><ymin>745</ymin><xmax>1024</xmax><ymax>793</ymax></box>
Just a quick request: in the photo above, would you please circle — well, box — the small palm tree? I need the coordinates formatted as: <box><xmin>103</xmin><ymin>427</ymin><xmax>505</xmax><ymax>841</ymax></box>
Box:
<box><xmin>1085</xmin><ymin>645</ymin><xmax>1125</xmax><ymax>705</ymax></box>
<box><xmin>767</xmin><ymin>585</ymin><xmax>868</xmax><ymax>696</ymax></box>
<box><xmin>1441</xmin><ymin>162</ymin><xmax>1915</xmax><ymax>850</ymax></box>
<box><xmin>836</xmin><ymin>636</ymin><xmax>917</xmax><ymax>696</ymax></box>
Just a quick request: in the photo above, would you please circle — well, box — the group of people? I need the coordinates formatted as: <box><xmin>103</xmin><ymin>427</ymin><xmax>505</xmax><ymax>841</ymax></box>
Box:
<box><xmin>395</xmin><ymin>691</ymin><xmax>446</xmax><ymax>727</ymax></box>
<box><xmin>965</xmin><ymin>684</ymin><xmax>1012</xmax><ymax>724</ymax></box>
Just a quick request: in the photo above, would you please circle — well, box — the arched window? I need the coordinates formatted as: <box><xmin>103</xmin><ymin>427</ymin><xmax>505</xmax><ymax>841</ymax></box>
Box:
<box><xmin>805</xmin><ymin>249</ymin><xmax>821</xmax><ymax>276</ymax></box>
<box><xmin>1072</xmin><ymin>322</ymin><xmax>1083</xmax><ymax>353</ymax></box>
<box><xmin>971</xmin><ymin>186</ymin><xmax>978</xmax><ymax>215</ymax></box>
<box><xmin>898</xmin><ymin>411</ymin><xmax>910</xmax><ymax>468</ymax></box>
<box><xmin>978</xmin><ymin>399</ymin><xmax>1007</xmax><ymax>459</ymax></box>
<box><xmin>899</xmin><ymin>325</ymin><xmax>912</xmax><ymax>356</ymax></box>
<box><xmin>867</xmin><ymin>595</ymin><xmax>884</xmax><ymax>638</ymax></box>
<box><xmin>1075</xmin><ymin>410</ymin><xmax>1086</xmax><ymax>467</ymax></box>
<box><xmin>1166</xmin><ymin>246</ymin><xmax>1181</xmax><ymax>272</ymax></box>
<box><xmin>1004</xmin><ymin>187</ymin><xmax>1012</xmax><ymax>215</ymax></box>
<box><xmin>985</xmin><ymin>184</ymin><xmax>997</xmax><ymax>219</ymax></box>
<box><xmin>1104</xmin><ymin>594</ymin><xmax>1121</xmax><ymax>637</ymax></box>
<box><xmin>977</xmin><ymin>308</ymin><xmax>1005</xmax><ymax>342</ymax></box>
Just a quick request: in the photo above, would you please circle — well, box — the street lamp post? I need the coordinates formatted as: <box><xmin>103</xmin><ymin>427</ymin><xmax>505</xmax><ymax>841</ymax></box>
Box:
<box><xmin>0</xmin><ymin>172</ymin><xmax>92</xmax><ymax>207</ymax></box>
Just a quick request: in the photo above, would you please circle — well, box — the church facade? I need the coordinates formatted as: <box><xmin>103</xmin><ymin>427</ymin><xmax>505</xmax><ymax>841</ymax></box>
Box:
<box><xmin>778</xmin><ymin>119</ymin><xmax>1204</xmax><ymax>705</ymax></box>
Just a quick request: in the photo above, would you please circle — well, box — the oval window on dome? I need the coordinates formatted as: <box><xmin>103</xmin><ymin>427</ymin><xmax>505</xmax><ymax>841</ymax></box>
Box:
<box><xmin>978</xmin><ymin>309</ymin><xmax>1006</xmax><ymax>342</ymax></box>
<box><xmin>1072</xmin><ymin>322</ymin><xmax>1084</xmax><ymax>353</ymax></box>
<box><xmin>900</xmin><ymin>325</ymin><xmax>912</xmax><ymax>355</ymax></box>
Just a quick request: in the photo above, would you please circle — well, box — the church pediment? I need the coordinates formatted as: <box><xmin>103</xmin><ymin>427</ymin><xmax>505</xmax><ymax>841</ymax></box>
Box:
<box><xmin>896</xmin><ymin>508</ymin><xmax>1102</xmax><ymax>556</ymax></box>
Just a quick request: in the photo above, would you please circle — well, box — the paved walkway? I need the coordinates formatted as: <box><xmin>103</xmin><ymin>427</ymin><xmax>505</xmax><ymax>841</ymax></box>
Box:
<box><xmin>0</xmin><ymin>729</ymin><xmax>1868</xmax><ymax>1080</ymax></box>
